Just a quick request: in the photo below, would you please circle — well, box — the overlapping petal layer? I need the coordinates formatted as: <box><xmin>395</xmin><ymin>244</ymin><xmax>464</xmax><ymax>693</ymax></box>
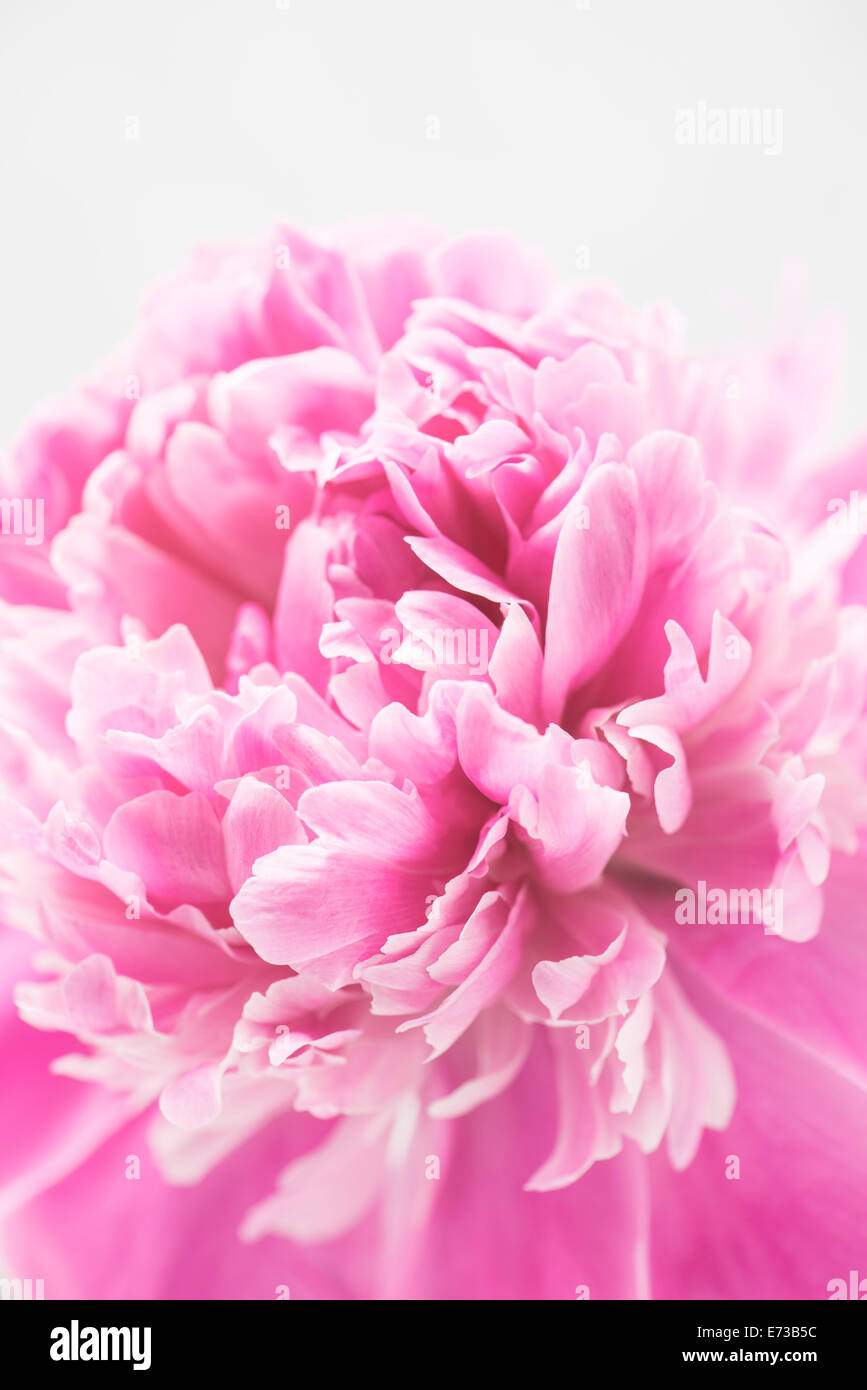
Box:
<box><xmin>1</xmin><ymin>220</ymin><xmax>866</xmax><ymax>1299</ymax></box>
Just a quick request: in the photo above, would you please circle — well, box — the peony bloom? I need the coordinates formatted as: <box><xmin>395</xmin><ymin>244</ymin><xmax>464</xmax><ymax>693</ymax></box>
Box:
<box><xmin>1</xmin><ymin>219</ymin><xmax>866</xmax><ymax>1300</ymax></box>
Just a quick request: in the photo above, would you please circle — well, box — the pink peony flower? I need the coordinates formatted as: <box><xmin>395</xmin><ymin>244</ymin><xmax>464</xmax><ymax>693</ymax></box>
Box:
<box><xmin>1</xmin><ymin>219</ymin><xmax>866</xmax><ymax>1300</ymax></box>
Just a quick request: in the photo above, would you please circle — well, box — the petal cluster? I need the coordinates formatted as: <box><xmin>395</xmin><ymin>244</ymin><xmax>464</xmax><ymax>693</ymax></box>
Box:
<box><xmin>1</xmin><ymin>220</ymin><xmax>866</xmax><ymax>1298</ymax></box>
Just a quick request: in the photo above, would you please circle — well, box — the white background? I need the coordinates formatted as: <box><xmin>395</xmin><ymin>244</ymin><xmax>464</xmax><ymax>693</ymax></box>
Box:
<box><xmin>1</xmin><ymin>0</ymin><xmax>865</xmax><ymax>447</ymax></box>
